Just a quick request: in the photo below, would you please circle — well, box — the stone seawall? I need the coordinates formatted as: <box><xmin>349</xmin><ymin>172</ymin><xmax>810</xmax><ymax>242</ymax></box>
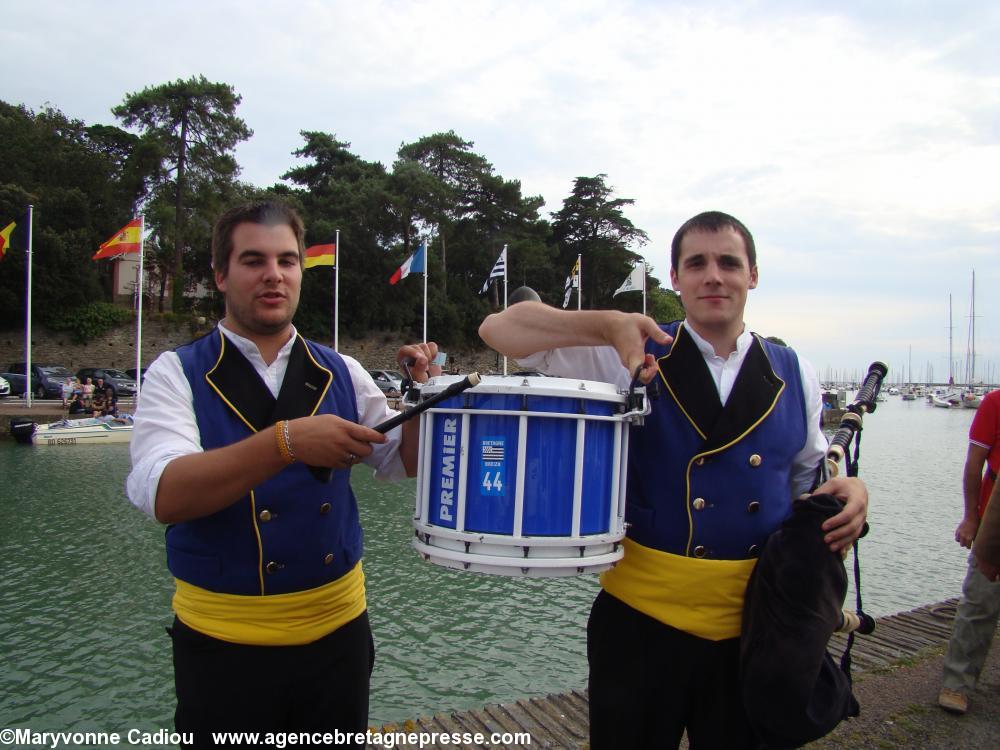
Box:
<box><xmin>0</xmin><ymin>321</ymin><xmax>504</xmax><ymax>376</ymax></box>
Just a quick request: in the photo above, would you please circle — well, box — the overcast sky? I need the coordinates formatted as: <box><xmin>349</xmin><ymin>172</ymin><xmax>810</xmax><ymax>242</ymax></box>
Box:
<box><xmin>4</xmin><ymin>0</ymin><xmax>998</xmax><ymax>382</ymax></box>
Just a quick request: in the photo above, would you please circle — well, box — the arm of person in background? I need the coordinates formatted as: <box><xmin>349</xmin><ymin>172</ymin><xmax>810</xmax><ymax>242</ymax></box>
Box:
<box><xmin>972</xmin><ymin>478</ymin><xmax>1000</xmax><ymax>581</ymax></box>
<box><xmin>479</xmin><ymin>301</ymin><xmax>671</xmax><ymax>384</ymax></box>
<box><xmin>395</xmin><ymin>342</ymin><xmax>442</xmax><ymax>476</ymax></box>
<box><xmin>957</xmin><ymin>444</ymin><xmax>989</xmax><ymax>548</ymax></box>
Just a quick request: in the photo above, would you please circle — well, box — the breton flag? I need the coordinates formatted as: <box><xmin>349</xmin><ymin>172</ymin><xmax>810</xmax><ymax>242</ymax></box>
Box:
<box><xmin>0</xmin><ymin>221</ymin><xmax>15</xmax><ymax>261</ymax></box>
<box><xmin>93</xmin><ymin>219</ymin><xmax>142</xmax><ymax>259</ymax></box>
<box><xmin>479</xmin><ymin>246</ymin><xmax>507</xmax><ymax>294</ymax></box>
<box><xmin>304</xmin><ymin>243</ymin><xmax>336</xmax><ymax>269</ymax></box>
<box><xmin>562</xmin><ymin>257</ymin><xmax>580</xmax><ymax>308</ymax></box>
<box><xmin>613</xmin><ymin>261</ymin><xmax>645</xmax><ymax>297</ymax></box>
<box><xmin>389</xmin><ymin>241</ymin><xmax>426</xmax><ymax>285</ymax></box>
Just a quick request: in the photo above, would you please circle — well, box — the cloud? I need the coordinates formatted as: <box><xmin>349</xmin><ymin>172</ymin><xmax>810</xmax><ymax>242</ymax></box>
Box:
<box><xmin>3</xmin><ymin>0</ymin><xmax>998</xmax><ymax>376</ymax></box>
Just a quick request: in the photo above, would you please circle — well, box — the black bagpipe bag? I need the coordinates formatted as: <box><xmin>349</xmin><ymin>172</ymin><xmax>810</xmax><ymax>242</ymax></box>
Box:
<box><xmin>740</xmin><ymin>493</ymin><xmax>860</xmax><ymax>748</ymax></box>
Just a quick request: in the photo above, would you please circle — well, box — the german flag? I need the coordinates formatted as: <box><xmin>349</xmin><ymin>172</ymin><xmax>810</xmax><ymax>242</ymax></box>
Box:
<box><xmin>93</xmin><ymin>219</ymin><xmax>141</xmax><ymax>259</ymax></box>
<box><xmin>304</xmin><ymin>243</ymin><xmax>336</xmax><ymax>269</ymax></box>
<box><xmin>0</xmin><ymin>221</ymin><xmax>14</xmax><ymax>261</ymax></box>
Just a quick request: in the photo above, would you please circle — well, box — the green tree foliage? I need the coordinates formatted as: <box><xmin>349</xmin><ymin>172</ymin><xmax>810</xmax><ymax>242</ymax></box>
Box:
<box><xmin>2</xmin><ymin>84</ymin><xmax>697</xmax><ymax>353</ymax></box>
<box><xmin>0</xmin><ymin>102</ymin><xmax>149</xmax><ymax>329</ymax></box>
<box><xmin>113</xmin><ymin>76</ymin><xmax>252</xmax><ymax>312</ymax></box>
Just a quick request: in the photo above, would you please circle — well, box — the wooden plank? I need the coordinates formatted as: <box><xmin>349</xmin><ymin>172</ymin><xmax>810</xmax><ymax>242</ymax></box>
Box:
<box><xmin>498</xmin><ymin>700</ymin><xmax>562</xmax><ymax>748</ymax></box>
<box><xmin>515</xmin><ymin>697</ymin><xmax>583</xmax><ymax>746</ymax></box>
<box><xmin>530</xmin><ymin>696</ymin><xmax>588</xmax><ymax>741</ymax></box>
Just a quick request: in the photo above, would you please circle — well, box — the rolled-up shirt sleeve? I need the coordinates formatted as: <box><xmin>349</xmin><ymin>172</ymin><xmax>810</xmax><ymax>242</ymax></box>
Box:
<box><xmin>125</xmin><ymin>352</ymin><xmax>202</xmax><ymax>520</ymax></box>
<box><xmin>341</xmin><ymin>355</ymin><xmax>409</xmax><ymax>482</ymax></box>
<box><xmin>517</xmin><ymin>345</ymin><xmax>630</xmax><ymax>389</ymax></box>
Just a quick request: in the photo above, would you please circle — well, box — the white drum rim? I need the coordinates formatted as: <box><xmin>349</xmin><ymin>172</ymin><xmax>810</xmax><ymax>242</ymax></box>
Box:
<box><xmin>413</xmin><ymin>522</ymin><xmax>625</xmax><ymax>547</ymax></box>
<box><xmin>413</xmin><ymin>538</ymin><xmax>623</xmax><ymax>570</ymax></box>
<box><xmin>419</xmin><ymin>374</ymin><xmax>626</xmax><ymax>404</ymax></box>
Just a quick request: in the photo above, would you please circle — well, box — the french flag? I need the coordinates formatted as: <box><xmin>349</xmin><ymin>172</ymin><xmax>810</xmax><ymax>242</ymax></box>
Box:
<box><xmin>389</xmin><ymin>242</ymin><xmax>426</xmax><ymax>285</ymax></box>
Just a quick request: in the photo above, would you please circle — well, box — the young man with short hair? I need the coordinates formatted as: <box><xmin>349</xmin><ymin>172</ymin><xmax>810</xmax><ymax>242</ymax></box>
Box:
<box><xmin>479</xmin><ymin>210</ymin><xmax>868</xmax><ymax>749</ymax></box>
<box><xmin>127</xmin><ymin>200</ymin><xmax>439</xmax><ymax>747</ymax></box>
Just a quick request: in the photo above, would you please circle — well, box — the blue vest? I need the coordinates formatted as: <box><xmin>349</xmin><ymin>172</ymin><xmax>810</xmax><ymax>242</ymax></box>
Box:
<box><xmin>626</xmin><ymin>322</ymin><xmax>808</xmax><ymax>560</ymax></box>
<box><xmin>168</xmin><ymin>330</ymin><xmax>362</xmax><ymax>595</ymax></box>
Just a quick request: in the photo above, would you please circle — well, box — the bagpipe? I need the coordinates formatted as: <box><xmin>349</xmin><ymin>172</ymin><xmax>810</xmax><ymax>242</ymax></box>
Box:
<box><xmin>741</xmin><ymin>362</ymin><xmax>888</xmax><ymax>749</ymax></box>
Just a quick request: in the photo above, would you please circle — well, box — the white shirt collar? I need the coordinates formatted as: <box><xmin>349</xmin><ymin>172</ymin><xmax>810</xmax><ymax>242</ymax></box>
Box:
<box><xmin>683</xmin><ymin>321</ymin><xmax>753</xmax><ymax>360</ymax></box>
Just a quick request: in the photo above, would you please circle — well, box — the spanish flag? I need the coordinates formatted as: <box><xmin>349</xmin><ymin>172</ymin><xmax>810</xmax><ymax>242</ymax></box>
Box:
<box><xmin>304</xmin><ymin>243</ymin><xmax>336</xmax><ymax>269</ymax></box>
<box><xmin>0</xmin><ymin>221</ymin><xmax>14</xmax><ymax>261</ymax></box>
<box><xmin>93</xmin><ymin>219</ymin><xmax>142</xmax><ymax>260</ymax></box>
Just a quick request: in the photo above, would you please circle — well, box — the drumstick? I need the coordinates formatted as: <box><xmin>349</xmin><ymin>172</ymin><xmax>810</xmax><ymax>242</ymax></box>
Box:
<box><xmin>308</xmin><ymin>372</ymin><xmax>482</xmax><ymax>482</ymax></box>
<box><xmin>374</xmin><ymin>372</ymin><xmax>481</xmax><ymax>434</ymax></box>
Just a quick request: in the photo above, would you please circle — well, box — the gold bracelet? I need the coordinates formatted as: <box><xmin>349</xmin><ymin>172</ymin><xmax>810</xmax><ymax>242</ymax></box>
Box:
<box><xmin>275</xmin><ymin>419</ymin><xmax>296</xmax><ymax>464</ymax></box>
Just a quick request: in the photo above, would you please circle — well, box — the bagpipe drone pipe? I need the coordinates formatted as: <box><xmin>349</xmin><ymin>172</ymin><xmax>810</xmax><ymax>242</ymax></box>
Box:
<box><xmin>740</xmin><ymin>361</ymin><xmax>888</xmax><ymax>749</ymax></box>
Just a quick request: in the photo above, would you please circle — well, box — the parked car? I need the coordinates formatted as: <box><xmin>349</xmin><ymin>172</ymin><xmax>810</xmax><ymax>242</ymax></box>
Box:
<box><xmin>0</xmin><ymin>375</ymin><xmax>9</xmax><ymax>398</ymax></box>
<box><xmin>368</xmin><ymin>369</ymin><xmax>403</xmax><ymax>396</ymax></box>
<box><xmin>2</xmin><ymin>363</ymin><xmax>75</xmax><ymax>399</ymax></box>
<box><xmin>75</xmin><ymin>367</ymin><xmax>138</xmax><ymax>398</ymax></box>
<box><xmin>125</xmin><ymin>367</ymin><xmax>149</xmax><ymax>384</ymax></box>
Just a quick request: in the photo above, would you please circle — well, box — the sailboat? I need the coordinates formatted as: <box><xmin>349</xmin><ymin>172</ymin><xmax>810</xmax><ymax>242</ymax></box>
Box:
<box><xmin>932</xmin><ymin>293</ymin><xmax>962</xmax><ymax>408</ymax></box>
<box><xmin>962</xmin><ymin>271</ymin><xmax>981</xmax><ymax>409</ymax></box>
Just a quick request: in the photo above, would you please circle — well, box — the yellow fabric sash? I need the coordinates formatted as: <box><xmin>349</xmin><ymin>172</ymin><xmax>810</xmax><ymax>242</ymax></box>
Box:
<box><xmin>173</xmin><ymin>562</ymin><xmax>366</xmax><ymax>646</ymax></box>
<box><xmin>600</xmin><ymin>538</ymin><xmax>756</xmax><ymax>641</ymax></box>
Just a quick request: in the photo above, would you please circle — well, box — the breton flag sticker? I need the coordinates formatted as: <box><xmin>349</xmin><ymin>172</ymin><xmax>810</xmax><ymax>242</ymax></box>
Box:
<box><xmin>479</xmin><ymin>438</ymin><xmax>506</xmax><ymax>496</ymax></box>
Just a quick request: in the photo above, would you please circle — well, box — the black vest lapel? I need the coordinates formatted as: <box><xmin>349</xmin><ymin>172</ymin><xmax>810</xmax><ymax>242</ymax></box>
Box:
<box><xmin>702</xmin><ymin>335</ymin><xmax>784</xmax><ymax>453</ymax></box>
<box><xmin>272</xmin><ymin>336</ymin><xmax>334</xmax><ymax>422</ymax></box>
<box><xmin>658</xmin><ymin>324</ymin><xmax>722</xmax><ymax>440</ymax></box>
<box><xmin>204</xmin><ymin>331</ymin><xmax>275</xmax><ymax>433</ymax></box>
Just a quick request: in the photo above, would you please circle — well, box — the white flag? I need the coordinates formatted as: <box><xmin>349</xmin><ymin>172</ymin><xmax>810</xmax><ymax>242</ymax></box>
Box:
<box><xmin>613</xmin><ymin>262</ymin><xmax>645</xmax><ymax>297</ymax></box>
<box><xmin>479</xmin><ymin>246</ymin><xmax>507</xmax><ymax>294</ymax></box>
<box><xmin>562</xmin><ymin>257</ymin><xmax>581</xmax><ymax>308</ymax></box>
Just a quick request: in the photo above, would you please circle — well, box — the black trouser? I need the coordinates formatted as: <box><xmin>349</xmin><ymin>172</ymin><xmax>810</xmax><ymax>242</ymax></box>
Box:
<box><xmin>168</xmin><ymin>611</ymin><xmax>375</xmax><ymax>749</ymax></box>
<box><xmin>587</xmin><ymin>590</ymin><xmax>758</xmax><ymax>750</ymax></box>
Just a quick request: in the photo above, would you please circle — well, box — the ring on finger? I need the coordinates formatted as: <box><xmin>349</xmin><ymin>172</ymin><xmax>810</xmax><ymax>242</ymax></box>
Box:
<box><xmin>347</xmin><ymin>453</ymin><xmax>359</xmax><ymax>464</ymax></box>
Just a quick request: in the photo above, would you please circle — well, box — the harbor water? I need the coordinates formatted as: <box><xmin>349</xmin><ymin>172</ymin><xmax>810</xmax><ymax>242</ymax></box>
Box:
<box><xmin>0</xmin><ymin>395</ymin><xmax>980</xmax><ymax>736</ymax></box>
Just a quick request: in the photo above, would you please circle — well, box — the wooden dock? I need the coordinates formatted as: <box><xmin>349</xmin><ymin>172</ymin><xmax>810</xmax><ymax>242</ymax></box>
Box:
<box><xmin>368</xmin><ymin>599</ymin><xmax>961</xmax><ymax>750</ymax></box>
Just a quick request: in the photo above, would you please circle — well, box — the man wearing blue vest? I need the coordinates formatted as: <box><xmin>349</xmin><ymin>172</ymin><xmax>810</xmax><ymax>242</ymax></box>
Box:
<box><xmin>479</xmin><ymin>211</ymin><xmax>869</xmax><ymax>749</ymax></box>
<box><xmin>126</xmin><ymin>201</ymin><xmax>440</xmax><ymax>747</ymax></box>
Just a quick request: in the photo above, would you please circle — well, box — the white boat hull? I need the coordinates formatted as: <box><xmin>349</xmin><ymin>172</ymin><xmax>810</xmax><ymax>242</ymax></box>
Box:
<box><xmin>31</xmin><ymin>417</ymin><xmax>133</xmax><ymax>445</ymax></box>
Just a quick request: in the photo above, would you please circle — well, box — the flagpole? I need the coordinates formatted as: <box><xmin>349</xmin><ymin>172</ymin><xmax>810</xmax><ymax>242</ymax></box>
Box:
<box><xmin>135</xmin><ymin>215</ymin><xmax>145</xmax><ymax>401</ymax></box>
<box><xmin>25</xmin><ymin>205</ymin><xmax>33</xmax><ymax>408</ymax></box>
<box><xmin>641</xmin><ymin>260</ymin><xmax>647</xmax><ymax>317</ymax></box>
<box><xmin>334</xmin><ymin>229</ymin><xmax>340</xmax><ymax>351</ymax></box>
<box><xmin>423</xmin><ymin>241</ymin><xmax>428</xmax><ymax>344</ymax></box>
<box><xmin>502</xmin><ymin>244</ymin><xmax>508</xmax><ymax>376</ymax></box>
<box><xmin>576</xmin><ymin>253</ymin><xmax>582</xmax><ymax>311</ymax></box>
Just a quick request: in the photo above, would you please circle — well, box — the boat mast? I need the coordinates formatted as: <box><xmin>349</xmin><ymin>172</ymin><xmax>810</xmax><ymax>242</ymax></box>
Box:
<box><xmin>970</xmin><ymin>270</ymin><xmax>976</xmax><ymax>385</ymax></box>
<box><xmin>948</xmin><ymin>294</ymin><xmax>954</xmax><ymax>386</ymax></box>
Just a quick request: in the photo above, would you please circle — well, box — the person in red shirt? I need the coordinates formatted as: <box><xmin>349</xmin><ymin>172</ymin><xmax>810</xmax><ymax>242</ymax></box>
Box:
<box><xmin>939</xmin><ymin>389</ymin><xmax>1000</xmax><ymax>715</ymax></box>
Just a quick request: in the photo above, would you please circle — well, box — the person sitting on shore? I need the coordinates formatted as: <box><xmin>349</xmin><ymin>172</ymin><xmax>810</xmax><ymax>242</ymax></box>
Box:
<box><xmin>81</xmin><ymin>377</ymin><xmax>95</xmax><ymax>409</ymax></box>
<box><xmin>67</xmin><ymin>392</ymin><xmax>87</xmax><ymax>415</ymax></box>
<box><xmin>61</xmin><ymin>377</ymin><xmax>76</xmax><ymax>408</ymax></box>
<box><xmin>101</xmin><ymin>386</ymin><xmax>118</xmax><ymax>417</ymax></box>
<box><xmin>91</xmin><ymin>388</ymin><xmax>106</xmax><ymax>418</ymax></box>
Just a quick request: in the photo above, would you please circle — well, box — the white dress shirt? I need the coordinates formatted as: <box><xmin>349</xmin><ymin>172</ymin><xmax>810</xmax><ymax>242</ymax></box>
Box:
<box><xmin>126</xmin><ymin>323</ymin><xmax>408</xmax><ymax>519</ymax></box>
<box><xmin>516</xmin><ymin>321</ymin><xmax>827</xmax><ymax>497</ymax></box>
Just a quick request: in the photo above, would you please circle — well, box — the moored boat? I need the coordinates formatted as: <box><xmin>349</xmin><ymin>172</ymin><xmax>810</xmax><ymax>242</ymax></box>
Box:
<box><xmin>930</xmin><ymin>392</ymin><xmax>961</xmax><ymax>409</ymax></box>
<box><xmin>10</xmin><ymin>415</ymin><xmax>133</xmax><ymax>445</ymax></box>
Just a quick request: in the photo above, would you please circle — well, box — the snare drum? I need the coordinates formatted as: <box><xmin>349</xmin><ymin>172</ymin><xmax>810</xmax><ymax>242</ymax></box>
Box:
<box><xmin>412</xmin><ymin>375</ymin><xmax>643</xmax><ymax>576</ymax></box>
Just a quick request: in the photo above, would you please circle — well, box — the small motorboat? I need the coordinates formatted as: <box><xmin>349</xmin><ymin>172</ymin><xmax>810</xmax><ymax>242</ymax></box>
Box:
<box><xmin>930</xmin><ymin>392</ymin><xmax>961</xmax><ymax>409</ymax></box>
<box><xmin>10</xmin><ymin>415</ymin><xmax>134</xmax><ymax>445</ymax></box>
